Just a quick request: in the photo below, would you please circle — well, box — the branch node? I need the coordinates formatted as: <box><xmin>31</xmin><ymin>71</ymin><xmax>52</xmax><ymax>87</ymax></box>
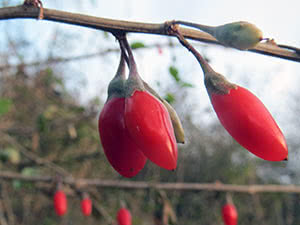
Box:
<box><xmin>23</xmin><ymin>0</ymin><xmax>44</xmax><ymax>20</ymax></box>
<box><xmin>164</xmin><ymin>20</ymin><xmax>179</xmax><ymax>36</ymax></box>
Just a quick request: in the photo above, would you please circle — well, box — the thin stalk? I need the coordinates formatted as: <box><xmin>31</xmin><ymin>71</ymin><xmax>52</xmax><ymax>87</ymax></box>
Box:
<box><xmin>121</xmin><ymin>36</ymin><xmax>139</xmax><ymax>76</ymax></box>
<box><xmin>170</xmin><ymin>26</ymin><xmax>236</xmax><ymax>94</ymax></box>
<box><xmin>114</xmin><ymin>47</ymin><xmax>126</xmax><ymax>80</ymax></box>
<box><xmin>118</xmin><ymin>34</ymin><xmax>145</xmax><ymax>94</ymax></box>
<box><xmin>116</xmin><ymin>35</ymin><xmax>130</xmax><ymax>68</ymax></box>
<box><xmin>174</xmin><ymin>20</ymin><xmax>216</xmax><ymax>36</ymax></box>
<box><xmin>172</xmin><ymin>27</ymin><xmax>215</xmax><ymax>75</ymax></box>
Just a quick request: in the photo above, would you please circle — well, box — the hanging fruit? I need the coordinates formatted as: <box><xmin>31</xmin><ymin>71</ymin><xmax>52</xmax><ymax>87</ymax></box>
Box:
<box><xmin>53</xmin><ymin>189</ymin><xmax>67</xmax><ymax>216</ymax></box>
<box><xmin>207</xmin><ymin>84</ymin><xmax>288</xmax><ymax>161</ymax></box>
<box><xmin>117</xmin><ymin>207</ymin><xmax>132</xmax><ymax>225</ymax></box>
<box><xmin>173</xmin><ymin>20</ymin><xmax>263</xmax><ymax>50</ymax></box>
<box><xmin>81</xmin><ymin>193</ymin><xmax>92</xmax><ymax>216</ymax></box>
<box><xmin>119</xmin><ymin>36</ymin><xmax>178</xmax><ymax>170</ymax></box>
<box><xmin>222</xmin><ymin>203</ymin><xmax>238</xmax><ymax>225</ymax></box>
<box><xmin>98</xmin><ymin>43</ymin><xmax>147</xmax><ymax>178</ymax></box>
<box><xmin>171</xmin><ymin>28</ymin><xmax>288</xmax><ymax>161</ymax></box>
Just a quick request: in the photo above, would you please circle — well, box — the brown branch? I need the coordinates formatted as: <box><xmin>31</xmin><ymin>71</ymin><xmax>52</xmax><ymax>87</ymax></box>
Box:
<box><xmin>1</xmin><ymin>171</ymin><xmax>300</xmax><ymax>194</ymax></box>
<box><xmin>0</xmin><ymin>5</ymin><xmax>299</xmax><ymax>62</ymax></box>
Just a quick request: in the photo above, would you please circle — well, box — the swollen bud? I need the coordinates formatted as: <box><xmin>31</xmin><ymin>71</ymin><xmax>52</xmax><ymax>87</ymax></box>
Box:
<box><xmin>214</xmin><ymin>21</ymin><xmax>263</xmax><ymax>50</ymax></box>
<box><xmin>174</xmin><ymin>20</ymin><xmax>263</xmax><ymax>50</ymax></box>
<box><xmin>142</xmin><ymin>81</ymin><xmax>185</xmax><ymax>144</ymax></box>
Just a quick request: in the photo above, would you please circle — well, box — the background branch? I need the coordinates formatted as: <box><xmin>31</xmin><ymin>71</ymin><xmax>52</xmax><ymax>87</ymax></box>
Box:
<box><xmin>0</xmin><ymin>5</ymin><xmax>299</xmax><ymax>62</ymax></box>
<box><xmin>1</xmin><ymin>171</ymin><xmax>300</xmax><ymax>194</ymax></box>
<box><xmin>0</xmin><ymin>132</ymin><xmax>70</xmax><ymax>177</ymax></box>
<box><xmin>0</xmin><ymin>42</ymin><xmax>172</xmax><ymax>72</ymax></box>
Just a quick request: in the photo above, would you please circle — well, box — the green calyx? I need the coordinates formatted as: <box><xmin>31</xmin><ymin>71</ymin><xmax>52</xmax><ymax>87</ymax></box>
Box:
<box><xmin>124</xmin><ymin>67</ymin><xmax>145</xmax><ymax>98</ymax></box>
<box><xmin>106</xmin><ymin>52</ymin><xmax>127</xmax><ymax>101</ymax></box>
<box><xmin>117</xmin><ymin>35</ymin><xmax>146</xmax><ymax>97</ymax></box>
<box><xmin>204</xmin><ymin>71</ymin><xmax>237</xmax><ymax>95</ymax></box>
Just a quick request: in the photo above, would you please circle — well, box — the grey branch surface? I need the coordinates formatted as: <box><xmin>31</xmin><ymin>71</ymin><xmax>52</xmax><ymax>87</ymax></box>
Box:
<box><xmin>1</xmin><ymin>171</ymin><xmax>300</xmax><ymax>194</ymax></box>
<box><xmin>0</xmin><ymin>5</ymin><xmax>299</xmax><ymax>62</ymax></box>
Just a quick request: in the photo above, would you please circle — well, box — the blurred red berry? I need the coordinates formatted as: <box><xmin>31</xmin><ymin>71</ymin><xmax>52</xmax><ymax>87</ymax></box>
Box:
<box><xmin>53</xmin><ymin>190</ymin><xmax>67</xmax><ymax>216</ymax></box>
<box><xmin>222</xmin><ymin>203</ymin><xmax>238</xmax><ymax>225</ymax></box>
<box><xmin>117</xmin><ymin>207</ymin><xmax>132</xmax><ymax>225</ymax></box>
<box><xmin>81</xmin><ymin>197</ymin><xmax>92</xmax><ymax>216</ymax></box>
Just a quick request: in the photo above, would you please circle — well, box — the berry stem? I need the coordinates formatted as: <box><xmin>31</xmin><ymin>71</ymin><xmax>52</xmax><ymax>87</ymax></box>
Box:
<box><xmin>168</xmin><ymin>25</ymin><xmax>236</xmax><ymax>94</ymax></box>
<box><xmin>169</xmin><ymin>25</ymin><xmax>215</xmax><ymax>75</ymax></box>
<box><xmin>225</xmin><ymin>193</ymin><xmax>233</xmax><ymax>204</ymax></box>
<box><xmin>116</xmin><ymin>34</ymin><xmax>145</xmax><ymax>95</ymax></box>
<box><xmin>173</xmin><ymin>20</ymin><xmax>215</xmax><ymax>37</ymax></box>
<box><xmin>122</xmin><ymin>36</ymin><xmax>140</xmax><ymax>78</ymax></box>
<box><xmin>81</xmin><ymin>192</ymin><xmax>89</xmax><ymax>199</ymax></box>
<box><xmin>115</xmin><ymin>44</ymin><xmax>126</xmax><ymax>80</ymax></box>
<box><xmin>117</xmin><ymin>36</ymin><xmax>130</xmax><ymax>68</ymax></box>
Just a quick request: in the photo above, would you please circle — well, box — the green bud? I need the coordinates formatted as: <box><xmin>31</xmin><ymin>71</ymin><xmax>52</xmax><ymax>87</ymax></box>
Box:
<box><xmin>175</xmin><ymin>20</ymin><xmax>263</xmax><ymax>50</ymax></box>
<box><xmin>214</xmin><ymin>21</ymin><xmax>263</xmax><ymax>50</ymax></box>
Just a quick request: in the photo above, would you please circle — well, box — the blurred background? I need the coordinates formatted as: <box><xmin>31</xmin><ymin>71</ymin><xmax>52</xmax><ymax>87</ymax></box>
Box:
<box><xmin>0</xmin><ymin>0</ymin><xmax>300</xmax><ymax>224</ymax></box>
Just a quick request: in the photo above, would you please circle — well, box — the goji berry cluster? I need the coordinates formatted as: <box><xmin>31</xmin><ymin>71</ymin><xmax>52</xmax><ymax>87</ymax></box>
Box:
<box><xmin>98</xmin><ymin>35</ymin><xmax>183</xmax><ymax>177</ymax></box>
<box><xmin>98</xmin><ymin>21</ymin><xmax>289</xmax><ymax>178</ymax></box>
<box><xmin>52</xmin><ymin>186</ymin><xmax>132</xmax><ymax>223</ymax></box>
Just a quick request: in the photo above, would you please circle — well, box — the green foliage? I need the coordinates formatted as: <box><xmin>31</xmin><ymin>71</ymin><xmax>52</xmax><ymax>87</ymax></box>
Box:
<box><xmin>169</xmin><ymin>65</ymin><xmax>180</xmax><ymax>82</ymax></box>
<box><xmin>164</xmin><ymin>93</ymin><xmax>175</xmax><ymax>104</ymax></box>
<box><xmin>169</xmin><ymin>65</ymin><xmax>194</xmax><ymax>88</ymax></box>
<box><xmin>0</xmin><ymin>98</ymin><xmax>12</xmax><ymax>116</ymax></box>
<box><xmin>130</xmin><ymin>41</ymin><xmax>146</xmax><ymax>49</ymax></box>
<box><xmin>180</xmin><ymin>82</ymin><xmax>194</xmax><ymax>88</ymax></box>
